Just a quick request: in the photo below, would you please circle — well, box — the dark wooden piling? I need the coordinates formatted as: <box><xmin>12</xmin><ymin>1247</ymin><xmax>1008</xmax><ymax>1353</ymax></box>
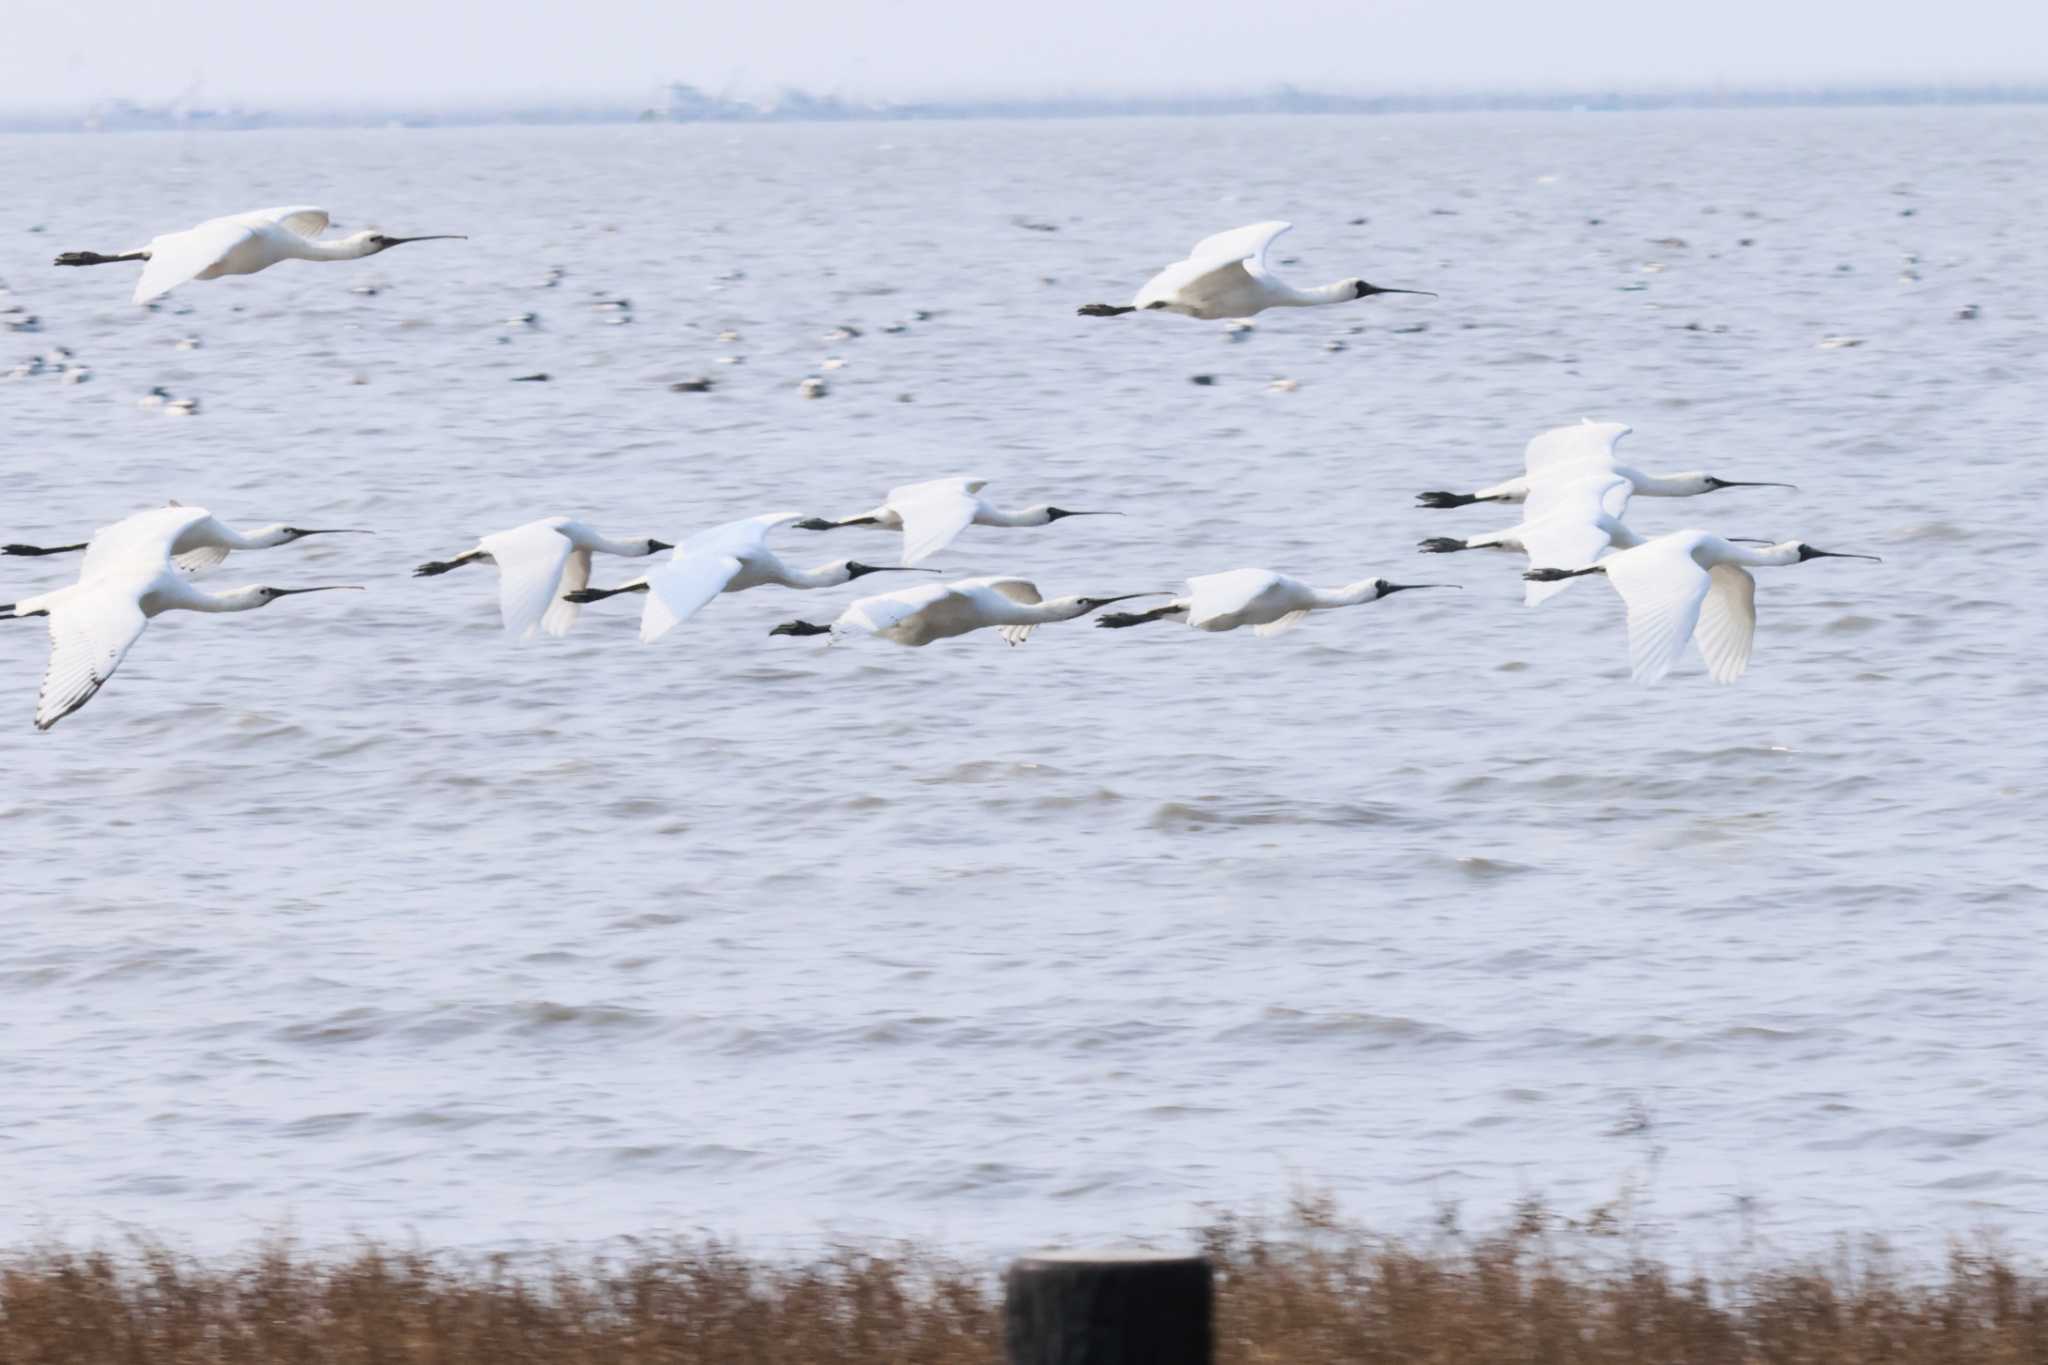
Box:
<box><xmin>1004</xmin><ymin>1250</ymin><xmax>1213</xmax><ymax>1364</ymax></box>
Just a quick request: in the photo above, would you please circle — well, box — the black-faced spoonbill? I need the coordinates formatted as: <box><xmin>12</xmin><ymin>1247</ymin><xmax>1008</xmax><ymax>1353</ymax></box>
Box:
<box><xmin>1095</xmin><ymin>569</ymin><xmax>1456</xmax><ymax>635</ymax></box>
<box><xmin>563</xmin><ymin>512</ymin><xmax>937</xmax><ymax>643</ymax></box>
<box><xmin>0</xmin><ymin>510</ymin><xmax>360</xmax><ymax>730</ymax></box>
<box><xmin>1524</xmin><ymin>531</ymin><xmax>1880</xmax><ymax>684</ymax></box>
<box><xmin>53</xmin><ymin>206</ymin><xmax>464</xmax><ymax>305</ymax></box>
<box><xmin>770</xmin><ymin>577</ymin><xmax>1162</xmax><ymax>647</ymax></box>
<box><xmin>413</xmin><ymin>518</ymin><xmax>671</xmax><ymax>640</ymax></box>
<box><xmin>1078</xmin><ymin>221</ymin><xmax>1433</xmax><ymax>320</ymax></box>
<box><xmin>1419</xmin><ymin>473</ymin><xmax>1647</xmax><ymax>605</ymax></box>
<box><xmin>1417</xmin><ymin>420</ymin><xmax>1793</xmax><ymax>509</ymax></box>
<box><xmin>3</xmin><ymin>503</ymin><xmax>369</xmax><ymax>573</ymax></box>
<box><xmin>794</xmin><ymin>477</ymin><xmax>1120</xmax><ymax>566</ymax></box>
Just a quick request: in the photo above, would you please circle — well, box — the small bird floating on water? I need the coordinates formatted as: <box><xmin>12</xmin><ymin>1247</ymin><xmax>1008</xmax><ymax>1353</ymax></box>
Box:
<box><xmin>1079</xmin><ymin>221</ymin><xmax>1434</xmax><ymax>321</ymax></box>
<box><xmin>53</xmin><ymin>206</ymin><xmax>464</xmax><ymax>304</ymax></box>
<box><xmin>1096</xmin><ymin>569</ymin><xmax>1456</xmax><ymax>636</ymax></box>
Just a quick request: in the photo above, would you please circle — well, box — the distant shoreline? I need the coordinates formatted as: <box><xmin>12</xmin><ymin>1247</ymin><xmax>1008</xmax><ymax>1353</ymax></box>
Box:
<box><xmin>2</xmin><ymin>82</ymin><xmax>2044</xmax><ymax>134</ymax></box>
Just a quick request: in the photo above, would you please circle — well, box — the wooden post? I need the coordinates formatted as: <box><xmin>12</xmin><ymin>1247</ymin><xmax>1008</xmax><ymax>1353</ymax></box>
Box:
<box><xmin>1004</xmin><ymin>1249</ymin><xmax>1213</xmax><ymax>1364</ymax></box>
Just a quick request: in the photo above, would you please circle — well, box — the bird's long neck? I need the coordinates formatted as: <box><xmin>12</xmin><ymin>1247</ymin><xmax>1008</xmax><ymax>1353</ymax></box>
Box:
<box><xmin>785</xmin><ymin>560</ymin><xmax>853</xmax><ymax>588</ymax></box>
<box><xmin>970</xmin><ymin>505</ymin><xmax>1043</xmax><ymax>528</ymax></box>
<box><xmin>226</xmin><ymin>523</ymin><xmax>292</xmax><ymax>549</ymax></box>
<box><xmin>1313</xmin><ymin>581</ymin><xmax>1382</xmax><ymax>609</ymax></box>
<box><xmin>161</xmin><ymin>581</ymin><xmax>269</xmax><ymax>613</ymax></box>
<box><xmin>1710</xmin><ymin>537</ymin><xmax>1800</xmax><ymax>568</ymax></box>
<box><xmin>1630</xmin><ymin>470</ymin><xmax>1707</xmax><ymax>497</ymax></box>
<box><xmin>1277</xmin><ymin>280</ymin><xmax>1357</xmax><ymax>308</ymax></box>
<box><xmin>587</xmin><ymin>535</ymin><xmax>653</xmax><ymax>557</ymax></box>
<box><xmin>286</xmin><ymin>236</ymin><xmax>377</xmax><ymax>262</ymax></box>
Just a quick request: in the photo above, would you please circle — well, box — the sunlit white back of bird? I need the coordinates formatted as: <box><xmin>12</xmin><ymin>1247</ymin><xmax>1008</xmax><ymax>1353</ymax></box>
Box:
<box><xmin>797</xmin><ymin>476</ymin><xmax>1120</xmax><ymax>566</ymax></box>
<box><xmin>1416</xmin><ymin>420</ymin><xmax>1794</xmax><ymax>510</ymax></box>
<box><xmin>771</xmin><ymin>576</ymin><xmax>1159</xmax><ymax>647</ymax></box>
<box><xmin>1078</xmin><ymin>221</ymin><xmax>1433</xmax><ymax>321</ymax></box>
<box><xmin>1095</xmin><ymin>568</ymin><xmax>1456</xmax><ymax>635</ymax></box>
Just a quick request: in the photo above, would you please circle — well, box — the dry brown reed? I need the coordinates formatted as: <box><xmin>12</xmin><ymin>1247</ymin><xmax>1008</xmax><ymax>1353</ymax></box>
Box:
<box><xmin>0</xmin><ymin>1199</ymin><xmax>2042</xmax><ymax>1364</ymax></box>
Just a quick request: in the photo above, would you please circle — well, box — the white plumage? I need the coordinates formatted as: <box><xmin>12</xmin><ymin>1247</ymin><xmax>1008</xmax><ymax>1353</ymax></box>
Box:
<box><xmin>797</xmin><ymin>477</ymin><xmax>1120</xmax><ymax>566</ymax></box>
<box><xmin>771</xmin><ymin>576</ymin><xmax>1161</xmax><ymax>647</ymax></box>
<box><xmin>1080</xmin><ymin>221</ymin><xmax>1433</xmax><ymax>321</ymax></box>
<box><xmin>413</xmin><ymin>518</ymin><xmax>671</xmax><ymax>640</ymax></box>
<box><xmin>1095</xmin><ymin>569</ymin><xmax>1456</xmax><ymax>636</ymax></box>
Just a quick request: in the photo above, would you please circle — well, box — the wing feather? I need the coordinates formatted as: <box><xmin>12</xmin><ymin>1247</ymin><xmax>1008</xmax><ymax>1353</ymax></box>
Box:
<box><xmin>638</xmin><ymin>552</ymin><xmax>743</xmax><ymax>643</ymax></box>
<box><xmin>1600</xmin><ymin>540</ymin><xmax>1711</xmax><ymax>684</ymax></box>
<box><xmin>134</xmin><ymin>220</ymin><xmax>256</xmax><ymax>304</ymax></box>
<box><xmin>897</xmin><ymin>487</ymin><xmax>982</xmax><ymax>565</ymax></box>
<box><xmin>238</xmin><ymin>206</ymin><xmax>330</xmax><ymax>237</ymax></box>
<box><xmin>35</xmin><ymin>592</ymin><xmax>149</xmax><ymax>730</ymax></box>
<box><xmin>540</xmin><ymin>547</ymin><xmax>592</xmax><ymax>638</ymax></box>
<box><xmin>1252</xmin><ymin>609</ymin><xmax>1311</xmax><ymax>638</ymax></box>
<box><xmin>1523</xmin><ymin>420</ymin><xmax>1632</xmax><ymax>477</ymax></box>
<box><xmin>480</xmin><ymin>522</ymin><xmax>576</xmax><ymax>640</ymax></box>
<box><xmin>1693</xmin><ymin>563</ymin><xmax>1758</xmax><ymax>684</ymax></box>
<box><xmin>1186</xmin><ymin>221</ymin><xmax>1291</xmax><ymax>275</ymax></box>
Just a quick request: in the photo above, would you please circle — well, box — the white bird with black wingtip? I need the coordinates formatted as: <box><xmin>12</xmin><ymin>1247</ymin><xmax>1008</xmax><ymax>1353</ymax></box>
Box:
<box><xmin>1094</xmin><ymin>569</ymin><xmax>1457</xmax><ymax>635</ymax></box>
<box><xmin>1524</xmin><ymin>530</ymin><xmax>1880</xmax><ymax>684</ymax></box>
<box><xmin>413</xmin><ymin>518</ymin><xmax>671</xmax><ymax>640</ymax></box>
<box><xmin>0</xmin><ymin>505</ymin><xmax>360</xmax><ymax>730</ymax></box>
<box><xmin>564</xmin><ymin>511</ymin><xmax>937</xmax><ymax>643</ymax></box>
<box><xmin>771</xmin><ymin>577</ymin><xmax>1162</xmax><ymax>647</ymax></box>
<box><xmin>53</xmin><ymin>206</ymin><xmax>464</xmax><ymax>305</ymax></box>
<box><xmin>795</xmin><ymin>477</ymin><xmax>1121</xmax><ymax>566</ymax></box>
<box><xmin>1079</xmin><ymin>221</ymin><xmax>1433</xmax><ymax>321</ymax></box>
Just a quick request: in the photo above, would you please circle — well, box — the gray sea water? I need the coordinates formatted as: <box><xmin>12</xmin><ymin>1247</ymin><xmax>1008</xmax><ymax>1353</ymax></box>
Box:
<box><xmin>1</xmin><ymin>107</ymin><xmax>2044</xmax><ymax>1258</ymax></box>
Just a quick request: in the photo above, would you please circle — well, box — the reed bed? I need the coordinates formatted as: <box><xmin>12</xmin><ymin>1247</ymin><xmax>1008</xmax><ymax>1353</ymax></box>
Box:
<box><xmin>1</xmin><ymin>1199</ymin><xmax>2042</xmax><ymax>1363</ymax></box>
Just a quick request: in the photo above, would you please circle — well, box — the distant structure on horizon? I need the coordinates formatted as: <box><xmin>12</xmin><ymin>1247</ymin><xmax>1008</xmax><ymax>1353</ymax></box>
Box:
<box><xmin>2</xmin><ymin>81</ymin><xmax>2041</xmax><ymax>134</ymax></box>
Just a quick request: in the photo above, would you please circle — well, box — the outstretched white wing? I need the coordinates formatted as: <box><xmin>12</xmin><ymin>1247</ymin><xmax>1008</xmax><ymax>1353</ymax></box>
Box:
<box><xmin>540</xmin><ymin>548</ymin><xmax>591</xmax><ymax>638</ymax></box>
<box><xmin>35</xmin><ymin>589</ymin><xmax>149</xmax><ymax>730</ymax></box>
<box><xmin>1523</xmin><ymin>420</ymin><xmax>1632</xmax><ymax>478</ymax></box>
<box><xmin>892</xmin><ymin>480</ymin><xmax>983</xmax><ymax>566</ymax></box>
<box><xmin>134</xmin><ymin>218</ymin><xmax>256</xmax><ymax>304</ymax></box>
<box><xmin>839</xmin><ymin>580</ymin><xmax>959</xmax><ymax>638</ymax></box>
<box><xmin>971</xmin><ymin>576</ymin><xmax>1045</xmax><ymax>644</ymax></box>
<box><xmin>479</xmin><ymin>521</ymin><xmax>575</xmax><ymax>640</ymax></box>
<box><xmin>1517</xmin><ymin>477</ymin><xmax>1636</xmax><ymax>606</ymax></box>
<box><xmin>1599</xmin><ymin>537</ymin><xmax>1713</xmax><ymax>685</ymax></box>
<box><xmin>1185</xmin><ymin>568</ymin><xmax>1282</xmax><ymax>630</ymax></box>
<box><xmin>1136</xmin><ymin>221</ymin><xmax>1292</xmax><ymax>310</ymax></box>
<box><xmin>81</xmin><ymin>506</ymin><xmax>212</xmax><ymax>579</ymax></box>
<box><xmin>1693</xmin><ymin>563</ymin><xmax>1758</xmax><ymax>684</ymax></box>
<box><xmin>237</xmin><ymin>206</ymin><xmax>330</xmax><ymax>238</ymax></box>
<box><xmin>638</xmin><ymin>551</ymin><xmax>744</xmax><ymax>643</ymax></box>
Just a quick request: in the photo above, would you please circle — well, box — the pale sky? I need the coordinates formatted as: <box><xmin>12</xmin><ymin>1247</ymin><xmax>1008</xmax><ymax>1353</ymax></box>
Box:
<box><xmin>1</xmin><ymin>0</ymin><xmax>2038</xmax><ymax>108</ymax></box>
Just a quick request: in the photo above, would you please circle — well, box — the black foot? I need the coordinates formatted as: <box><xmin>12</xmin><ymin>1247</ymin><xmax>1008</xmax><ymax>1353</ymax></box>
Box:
<box><xmin>413</xmin><ymin>559</ymin><xmax>461</xmax><ymax>577</ymax></box>
<box><xmin>52</xmin><ymin>251</ymin><xmax>135</xmax><ymax>267</ymax></box>
<box><xmin>1417</xmin><ymin>537</ymin><xmax>1468</xmax><ymax>554</ymax></box>
<box><xmin>770</xmin><ymin>620</ymin><xmax>832</xmax><ymax>637</ymax></box>
<box><xmin>1524</xmin><ymin>566</ymin><xmax>1598</xmax><ymax>583</ymax></box>
<box><xmin>1416</xmin><ymin>491</ymin><xmax>1481</xmax><ymax>509</ymax></box>
<box><xmin>1077</xmin><ymin>304</ymin><xmax>1136</xmax><ymax>318</ymax></box>
<box><xmin>793</xmin><ymin>518</ymin><xmax>838</xmax><ymax>531</ymax></box>
<box><xmin>2</xmin><ymin>542</ymin><xmax>87</xmax><ymax>557</ymax></box>
<box><xmin>563</xmin><ymin>585</ymin><xmax>640</xmax><ymax>604</ymax></box>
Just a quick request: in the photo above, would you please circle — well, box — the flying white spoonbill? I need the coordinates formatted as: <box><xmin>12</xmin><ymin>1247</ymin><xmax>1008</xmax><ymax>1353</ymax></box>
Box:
<box><xmin>1417</xmin><ymin>420</ymin><xmax>1793</xmax><ymax>509</ymax></box>
<box><xmin>795</xmin><ymin>477</ymin><xmax>1120</xmax><ymax>566</ymax></box>
<box><xmin>563</xmin><ymin>512</ymin><xmax>937</xmax><ymax>642</ymax></box>
<box><xmin>1524</xmin><ymin>531</ymin><xmax>1880</xmax><ymax>684</ymax></box>
<box><xmin>770</xmin><ymin>577</ymin><xmax>1162</xmax><ymax>647</ymax></box>
<box><xmin>1419</xmin><ymin>474</ymin><xmax>1647</xmax><ymax>605</ymax></box>
<box><xmin>413</xmin><ymin>518</ymin><xmax>671</xmax><ymax>639</ymax></box>
<box><xmin>3</xmin><ymin>502</ymin><xmax>370</xmax><ymax>572</ymax></box>
<box><xmin>0</xmin><ymin>508</ymin><xmax>360</xmax><ymax>730</ymax></box>
<box><xmin>1079</xmin><ymin>221</ymin><xmax>1433</xmax><ymax>321</ymax></box>
<box><xmin>53</xmin><ymin>206</ymin><xmax>464</xmax><ymax>305</ymax></box>
<box><xmin>1095</xmin><ymin>569</ymin><xmax>1457</xmax><ymax>635</ymax></box>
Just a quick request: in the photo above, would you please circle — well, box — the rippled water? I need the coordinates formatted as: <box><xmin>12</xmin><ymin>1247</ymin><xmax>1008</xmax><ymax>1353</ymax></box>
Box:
<box><xmin>1</xmin><ymin>107</ymin><xmax>2044</xmax><ymax>1256</ymax></box>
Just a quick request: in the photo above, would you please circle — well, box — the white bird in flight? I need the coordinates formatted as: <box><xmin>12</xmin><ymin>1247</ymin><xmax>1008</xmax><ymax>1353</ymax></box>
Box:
<box><xmin>53</xmin><ymin>206</ymin><xmax>465</xmax><ymax>305</ymax></box>
<box><xmin>1095</xmin><ymin>568</ymin><xmax>1457</xmax><ymax>635</ymax></box>
<box><xmin>563</xmin><ymin>511</ymin><xmax>936</xmax><ymax>642</ymax></box>
<box><xmin>3</xmin><ymin>502</ymin><xmax>369</xmax><ymax>572</ymax></box>
<box><xmin>1079</xmin><ymin>221</ymin><xmax>1433</xmax><ymax>321</ymax></box>
<box><xmin>1524</xmin><ymin>530</ymin><xmax>1880</xmax><ymax>684</ymax></box>
<box><xmin>413</xmin><ymin>518</ymin><xmax>671</xmax><ymax>640</ymax></box>
<box><xmin>770</xmin><ymin>577</ymin><xmax>1161</xmax><ymax>647</ymax></box>
<box><xmin>0</xmin><ymin>506</ymin><xmax>360</xmax><ymax>730</ymax></box>
<box><xmin>1416</xmin><ymin>420</ymin><xmax>1794</xmax><ymax>510</ymax></box>
<box><xmin>1419</xmin><ymin>473</ymin><xmax>1648</xmax><ymax>605</ymax></box>
<box><xmin>795</xmin><ymin>477</ymin><xmax>1120</xmax><ymax>566</ymax></box>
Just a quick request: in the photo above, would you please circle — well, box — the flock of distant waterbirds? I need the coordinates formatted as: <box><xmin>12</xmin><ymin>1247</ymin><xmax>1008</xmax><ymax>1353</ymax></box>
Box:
<box><xmin>1</xmin><ymin>206</ymin><xmax>1878</xmax><ymax>729</ymax></box>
